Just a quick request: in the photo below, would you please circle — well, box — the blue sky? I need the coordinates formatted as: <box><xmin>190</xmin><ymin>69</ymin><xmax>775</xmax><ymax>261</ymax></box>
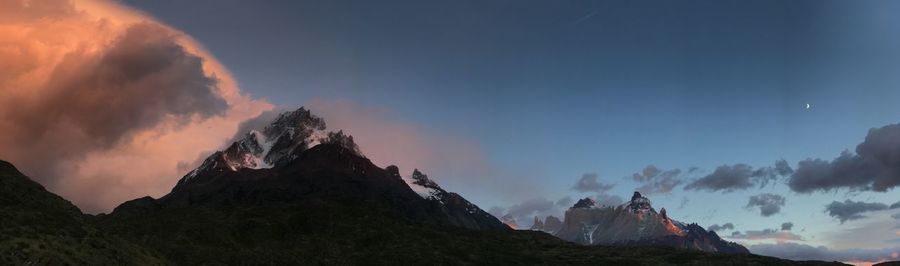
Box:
<box><xmin>125</xmin><ymin>0</ymin><xmax>900</xmax><ymax>258</ymax></box>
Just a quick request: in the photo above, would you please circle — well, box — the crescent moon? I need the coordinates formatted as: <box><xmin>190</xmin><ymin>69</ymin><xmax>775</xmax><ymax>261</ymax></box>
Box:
<box><xmin>805</xmin><ymin>103</ymin><xmax>810</xmax><ymax>109</ymax></box>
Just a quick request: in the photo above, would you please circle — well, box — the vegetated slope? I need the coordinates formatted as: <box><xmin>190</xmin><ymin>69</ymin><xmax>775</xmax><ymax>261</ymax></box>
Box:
<box><xmin>94</xmin><ymin>140</ymin><xmax>843</xmax><ymax>265</ymax></box>
<box><xmin>0</xmin><ymin>160</ymin><xmax>165</xmax><ymax>265</ymax></box>
<box><xmin>98</xmin><ymin>193</ymin><xmax>843</xmax><ymax>265</ymax></box>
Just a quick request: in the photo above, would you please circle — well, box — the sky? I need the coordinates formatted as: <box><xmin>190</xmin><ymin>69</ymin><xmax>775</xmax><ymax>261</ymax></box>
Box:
<box><xmin>2</xmin><ymin>0</ymin><xmax>900</xmax><ymax>264</ymax></box>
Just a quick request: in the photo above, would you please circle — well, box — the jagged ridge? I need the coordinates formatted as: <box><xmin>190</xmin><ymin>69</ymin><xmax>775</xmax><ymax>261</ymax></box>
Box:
<box><xmin>537</xmin><ymin>191</ymin><xmax>749</xmax><ymax>254</ymax></box>
<box><xmin>122</xmin><ymin>107</ymin><xmax>507</xmax><ymax>231</ymax></box>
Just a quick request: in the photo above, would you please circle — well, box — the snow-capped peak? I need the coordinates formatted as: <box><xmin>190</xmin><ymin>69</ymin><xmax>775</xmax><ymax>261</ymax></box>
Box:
<box><xmin>180</xmin><ymin>107</ymin><xmax>449</xmax><ymax>206</ymax></box>
<box><xmin>625</xmin><ymin>191</ymin><xmax>653</xmax><ymax>213</ymax></box>
<box><xmin>181</xmin><ymin>107</ymin><xmax>363</xmax><ymax>182</ymax></box>
<box><xmin>403</xmin><ymin>169</ymin><xmax>442</xmax><ymax>200</ymax></box>
<box><xmin>572</xmin><ymin>197</ymin><xmax>605</xmax><ymax>209</ymax></box>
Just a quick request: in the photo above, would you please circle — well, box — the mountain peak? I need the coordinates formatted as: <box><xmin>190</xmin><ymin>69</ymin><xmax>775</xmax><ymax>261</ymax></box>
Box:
<box><xmin>411</xmin><ymin>169</ymin><xmax>442</xmax><ymax>191</ymax></box>
<box><xmin>631</xmin><ymin>191</ymin><xmax>643</xmax><ymax>201</ymax></box>
<box><xmin>627</xmin><ymin>191</ymin><xmax>652</xmax><ymax>213</ymax></box>
<box><xmin>179</xmin><ymin>107</ymin><xmax>340</xmax><ymax>184</ymax></box>
<box><xmin>552</xmin><ymin>192</ymin><xmax>748</xmax><ymax>254</ymax></box>
<box><xmin>572</xmin><ymin>197</ymin><xmax>599</xmax><ymax>208</ymax></box>
<box><xmin>531</xmin><ymin>216</ymin><xmax>544</xmax><ymax>230</ymax></box>
<box><xmin>157</xmin><ymin>107</ymin><xmax>509</xmax><ymax>232</ymax></box>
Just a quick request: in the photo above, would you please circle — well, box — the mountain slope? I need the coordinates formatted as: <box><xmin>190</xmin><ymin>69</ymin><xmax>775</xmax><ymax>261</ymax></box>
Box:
<box><xmin>97</xmin><ymin>193</ymin><xmax>840</xmax><ymax>265</ymax></box>
<box><xmin>0</xmin><ymin>160</ymin><xmax>165</xmax><ymax>265</ymax></box>
<box><xmin>158</xmin><ymin>108</ymin><xmax>505</xmax><ymax>231</ymax></box>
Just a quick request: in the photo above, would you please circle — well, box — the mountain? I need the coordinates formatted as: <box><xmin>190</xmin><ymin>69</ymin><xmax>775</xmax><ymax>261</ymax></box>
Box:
<box><xmin>94</xmin><ymin>107</ymin><xmax>512</xmax><ymax>263</ymax></box>
<box><xmin>1</xmin><ymin>107</ymin><xmax>846</xmax><ymax>265</ymax></box>
<box><xmin>531</xmin><ymin>215</ymin><xmax>563</xmax><ymax>234</ymax></box>
<box><xmin>0</xmin><ymin>156</ymin><xmax>839</xmax><ymax>266</ymax></box>
<box><xmin>115</xmin><ymin>107</ymin><xmax>505</xmax><ymax>231</ymax></box>
<box><xmin>545</xmin><ymin>191</ymin><xmax>749</xmax><ymax>254</ymax></box>
<box><xmin>0</xmin><ymin>160</ymin><xmax>165</xmax><ymax>265</ymax></box>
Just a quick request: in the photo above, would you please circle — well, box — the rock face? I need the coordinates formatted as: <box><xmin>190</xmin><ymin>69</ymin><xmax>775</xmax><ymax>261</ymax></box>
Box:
<box><xmin>572</xmin><ymin>197</ymin><xmax>600</xmax><ymax>208</ymax></box>
<box><xmin>543</xmin><ymin>215</ymin><xmax>564</xmax><ymax>234</ymax></box>
<box><xmin>530</xmin><ymin>216</ymin><xmax>545</xmax><ymax>231</ymax></box>
<box><xmin>118</xmin><ymin>107</ymin><xmax>508</xmax><ymax>231</ymax></box>
<box><xmin>547</xmin><ymin>192</ymin><xmax>748</xmax><ymax>254</ymax></box>
<box><xmin>531</xmin><ymin>215</ymin><xmax>563</xmax><ymax>234</ymax></box>
<box><xmin>617</xmin><ymin>223</ymin><xmax>749</xmax><ymax>254</ymax></box>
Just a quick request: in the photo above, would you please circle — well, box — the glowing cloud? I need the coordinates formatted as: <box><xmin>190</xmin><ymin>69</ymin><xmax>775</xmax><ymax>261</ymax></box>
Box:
<box><xmin>0</xmin><ymin>0</ymin><xmax>271</xmax><ymax>213</ymax></box>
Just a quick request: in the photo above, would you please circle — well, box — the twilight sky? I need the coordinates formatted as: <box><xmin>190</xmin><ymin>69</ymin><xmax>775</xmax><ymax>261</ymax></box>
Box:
<box><xmin>3</xmin><ymin>0</ymin><xmax>900</xmax><ymax>264</ymax></box>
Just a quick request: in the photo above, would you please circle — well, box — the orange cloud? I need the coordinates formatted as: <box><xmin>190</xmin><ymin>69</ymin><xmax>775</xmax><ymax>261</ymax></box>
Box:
<box><xmin>844</xmin><ymin>261</ymin><xmax>888</xmax><ymax>266</ymax></box>
<box><xmin>305</xmin><ymin>99</ymin><xmax>546</xmax><ymax>204</ymax></box>
<box><xmin>306</xmin><ymin>98</ymin><xmax>489</xmax><ymax>177</ymax></box>
<box><xmin>0</xmin><ymin>0</ymin><xmax>270</xmax><ymax>213</ymax></box>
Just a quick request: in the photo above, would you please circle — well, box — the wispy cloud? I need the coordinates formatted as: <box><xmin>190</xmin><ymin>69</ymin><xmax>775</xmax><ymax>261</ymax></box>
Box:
<box><xmin>746</xmin><ymin>193</ymin><xmax>786</xmax><ymax>217</ymax></box>
<box><xmin>631</xmin><ymin>165</ymin><xmax>683</xmax><ymax>195</ymax></box>
<box><xmin>729</xmin><ymin>228</ymin><xmax>803</xmax><ymax>241</ymax></box>
<box><xmin>572</xmin><ymin>173</ymin><xmax>615</xmax><ymax>193</ymax></box>
<box><xmin>824</xmin><ymin>200</ymin><xmax>897</xmax><ymax>224</ymax></box>
<box><xmin>750</xmin><ymin>242</ymin><xmax>900</xmax><ymax>264</ymax></box>
<box><xmin>684</xmin><ymin>161</ymin><xmax>788</xmax><ymax>192</ymax></box>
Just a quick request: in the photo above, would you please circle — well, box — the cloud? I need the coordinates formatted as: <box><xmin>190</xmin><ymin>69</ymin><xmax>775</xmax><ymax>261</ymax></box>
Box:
<box><xmin>745</xmin><ymin>193</ymin><xmax>786</xmax><ymax>217</ymax></box>
<box><xmin>305</xmin><ymin>99</ymin><xmax>545</xmax><ymax>206</ymax></box>
<box><xmin>487</xmin><ymin>207</ymin><xmax>506</xmax><ymax>218</ymax></box>
<box><xmin>678</xmin><ymin>196</ymin><xmax>689</xmax><ymax>209</ymax></box>
<box><xmin>0</xmin><ymin>0</ymin><xmax>270</xmax><ymax>212</ymax></box>
<box><xmin>782</xmin><ymin>222</ymin><xmax>794</xmax><ymax>231</ymax></box>
<box><xmin>729</xmin><ymin>228</ymin><xmax>803</xmax><ymax>241</ymax></box>
<box><xmin>572</xmin><ymin>173</ymin><xmax>615</xmax><ymax>193</ymax></box>
<box><xmin>631</xmin><ymin>165</ymin><xmax>683</xmax><ymax>195</ymax></box>
<box><xmin>775</xmin><ymin>159</ymin><xmax>794</xmax><ymax>176</ymax></box>
<box><xmin>506</xmin><ymin>198</ymin><xmax>555</xmax><ymax>218</ymax></box>
<box><xmin>555</xmin><ymin>196</ymin><xmax>573</xmax><ymax>207</ymax></box>
<box><xmin>708</xmin><ymin>223</ymin><xmax>735</xmax><ymax>232</ymax></box>
<box><xmin>499</xmin><ymin>197</ymin><xmax>560</xmax><ymax>228</ymax></box>
<box><xmin>684</xmin><ymin>162</ymin><xmax>785</xmax><ymax>192</ymax></box>
<box><xmin>749</xmin><ymin>242</ymin><xmax>900</xmax><ymax>264</ymax></box>
<box><xmin>825</xmin><ymin>219</ymin><xmax>900</xmax><ymax>250</ymax></box>
<box><xmin>594</xmin><ymin>194</ymin><xmax>624</xmax><ymax>207</ymax></box>
<box><xmin>306</xmin><ymin>99</ymin><xmax>489</xmax><ymax>177</ymax></box>
<box><xmin>789</xmin><ymin>123</ymin><xmax>900</xmax><ymax>193</ymax></box>
<box><xmin>632</xmin><ymin>165</ymin><xmax>662</xmax><ymax>182</ymax></box>
<box><xmin>501</xmin><ymin>194</ymin><xmax>622</xmax><ymax>228</ymax></box>
<box><xmin>824</xmin><ymin>200</ymin><xmax>893</xmax><ymax>224</ymax></box>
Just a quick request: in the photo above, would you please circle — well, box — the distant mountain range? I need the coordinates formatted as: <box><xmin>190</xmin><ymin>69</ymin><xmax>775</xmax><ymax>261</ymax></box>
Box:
<box><xmin>534</xmin><ymin>192</ymin><xmax>748</xmax><ymax>254</ymax></box>
<box><xmin>0</xmin><ymin>107</ymin><xmax>846</xmax><ymax>265</ymax></box>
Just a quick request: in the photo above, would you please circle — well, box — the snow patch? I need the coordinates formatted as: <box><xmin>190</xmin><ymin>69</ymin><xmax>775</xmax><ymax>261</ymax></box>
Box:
<box><xmin>402</xmin><ymin>176</ymin><xmax>440</xmax><ymax>200</ymax></box>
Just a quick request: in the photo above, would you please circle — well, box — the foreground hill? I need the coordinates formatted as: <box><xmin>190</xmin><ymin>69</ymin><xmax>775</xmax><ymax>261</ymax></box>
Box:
<box><xmin>0</xmin><ymin>161</ymin><xmax>165</xmax><ymax>265</ymax></box>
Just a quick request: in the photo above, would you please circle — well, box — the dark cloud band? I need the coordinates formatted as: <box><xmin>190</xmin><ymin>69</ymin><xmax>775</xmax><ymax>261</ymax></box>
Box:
<box><xmin>789</xmin><ymin>124</ymin><xmax>900</xmax><ymax>193</ymax></box>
